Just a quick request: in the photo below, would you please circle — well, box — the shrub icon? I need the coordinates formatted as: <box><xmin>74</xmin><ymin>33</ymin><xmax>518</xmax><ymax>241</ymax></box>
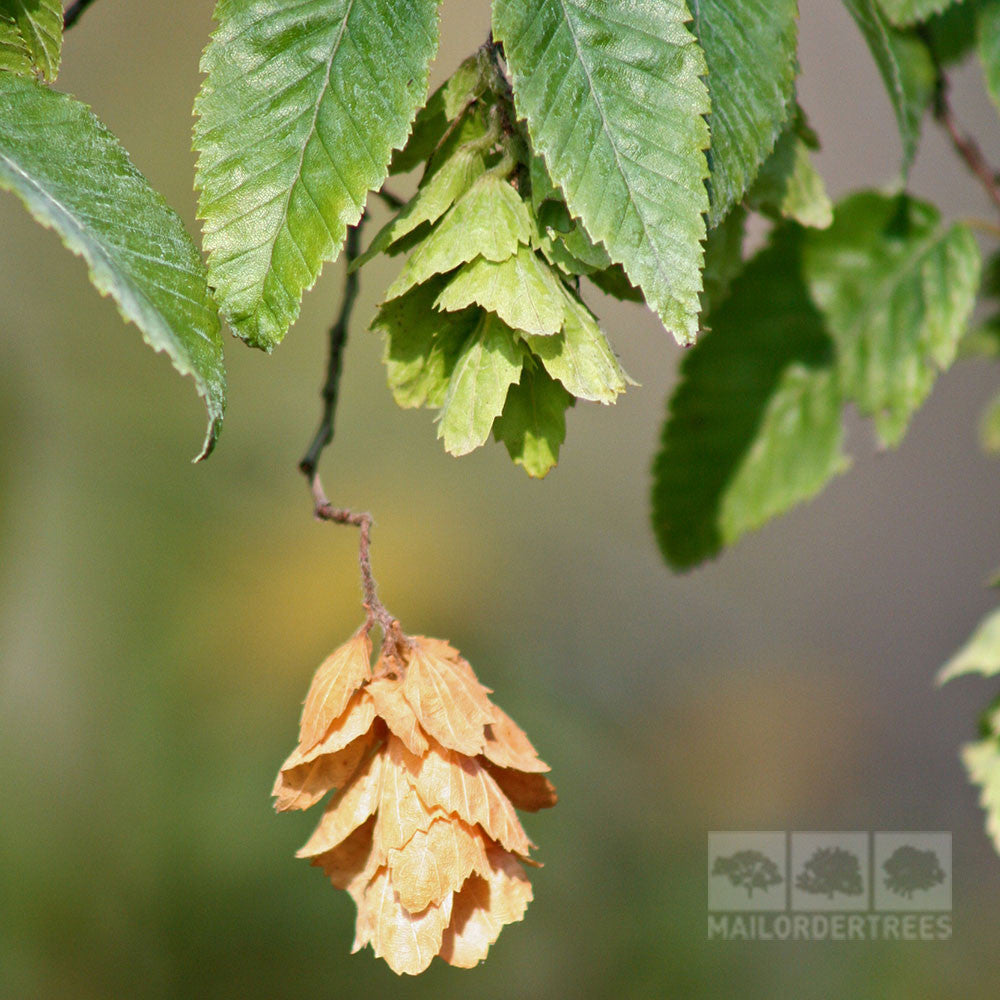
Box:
<box><xmin>795</xmin><ymin>846</ymin><xmax>864</xmax><ymax>899</ymax></box>
<box><xmin>882</xmin><ymin>845</ymin><xmax>946</xmax><ymax>899</ymax></box>
<box><xmin>712</xmin><ymin>849</ymin><xmax>784</xmax><ymax>899</ymax></box>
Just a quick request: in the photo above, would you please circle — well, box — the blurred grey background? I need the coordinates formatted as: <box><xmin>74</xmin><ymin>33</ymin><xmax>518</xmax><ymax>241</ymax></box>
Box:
<box><xmin>2</xmin><ymin>2</ymin><xmax>999</xmax><ymax>997</ymax></box>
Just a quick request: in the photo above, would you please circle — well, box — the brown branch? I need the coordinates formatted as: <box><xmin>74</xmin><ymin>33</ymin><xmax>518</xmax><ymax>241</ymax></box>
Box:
<box><xmin>299</xmin><ymin>211</ymin><xmax>406</xmax><ymax>663</ymax></box>
<box><xmin>64</xmin><ymin>0</ymin><xmax>99</xmax><ymax>29</ymax></box>
<box><xmin>299</xmin><ymin>222</ymin><xmax>363</xmax><ymax>481</ymax></box>
<box><xmin>928</xmin><ymin>48</ymin><xmax>1000</xmax><ymax>217</ymax></box>
<box><xmin>307</xmin><ymin>475</ymin><xmax>405</xmax><ymax>661</ymax></box>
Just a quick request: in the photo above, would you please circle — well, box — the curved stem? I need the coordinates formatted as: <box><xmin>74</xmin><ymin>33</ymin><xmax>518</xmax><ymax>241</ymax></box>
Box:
<box><xmin>299</xmin><ymin>221</ymin><xmax>362</xmax><ymax>481</ymax></box>
<box><xmin>299</xmin><ymin>212</ymin><xmax>406</xmax><ymax>663</ymax></box>
<box><xmin>926</xmin><ymin>41</ymin><xmax>1000</xmax><ymax>218</ymax></box>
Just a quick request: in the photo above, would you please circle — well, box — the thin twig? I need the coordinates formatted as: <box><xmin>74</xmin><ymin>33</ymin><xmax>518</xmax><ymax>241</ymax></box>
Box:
<box><xmin>299</xmin><ymin>222</ymin><xmax>363</xmax><ymax>481</ymax></box>
<box><xmin>308</xmin><ymin>475</ymin><xmax>406</xmax><ymax>662</ymax></box>
<box><xmin>927</xmin><ymin>46</ymin><xmax>1000</xmax><ymax>217</ymax></box>
<box><xmin>298</xmin><ymin>214</ymin><xmax>406</xmax><ymax>662</ymax></box>
<box><xmin>64</xmin><ymin>0</ymin><xmax>99</xmax><ymax>29</ymax></box>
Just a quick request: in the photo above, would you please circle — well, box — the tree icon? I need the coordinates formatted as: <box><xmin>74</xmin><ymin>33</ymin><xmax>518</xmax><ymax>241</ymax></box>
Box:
<box><xmin>712</xmin><ymin>850</ymin><xmax>784</xmax><ymax>898</ymax></box>
<box><xmin>882</xmin><ymin>846</ymin><xmax>946</xmax><ymax>899</ymax></box>
<box><xmin>795</xmin><ymin>846</ymin><xmax>864</xmax><ymax>898</ymax></box>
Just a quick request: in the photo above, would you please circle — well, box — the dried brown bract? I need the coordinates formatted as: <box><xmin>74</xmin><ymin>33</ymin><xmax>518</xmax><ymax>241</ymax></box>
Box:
<box><xmin>274</xmin><ymin>629</ymin><xmax>556</xmax><ymax>974</ymax></box>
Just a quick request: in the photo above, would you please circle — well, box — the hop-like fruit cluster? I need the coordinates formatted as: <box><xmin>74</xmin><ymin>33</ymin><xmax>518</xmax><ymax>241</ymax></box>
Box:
<box><xmin>274</xmin><ymin>628</ymin><xmax>556</xmax><ymax>974</ymax></box>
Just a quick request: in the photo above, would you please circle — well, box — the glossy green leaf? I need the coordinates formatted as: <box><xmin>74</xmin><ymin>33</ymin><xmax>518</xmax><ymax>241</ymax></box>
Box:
<box><xmin>749</xmin><ymin>112</ymin><xmax>833</xmax><ymax>229</ymax></box>
<box><xmin>878</xmin><ymin>0</ymin><xmax>959</xmax><ymax>26</ymax></box>
<box><xmin>963</xmin><ymin>735</ymin><xmax>1000</xmax><ymax>854</ymax></box>
<box><xmin>925</xmin><ymin>1</ymin><xmax>977</xmax><ymax>65</ymax></box>
<box><xmin>438</xmin><ymin>312</ymin><xmax>524</xmax><ymax>455</ymax></box>
<box><xmin>980</xmin><ymin>391</ymin><xmax>1000</xmax><ymax>453</ymax></box>
<box><xmin>689</xmin><ymin>0</ymin><xmax>798</xmax><ymax>226</ymax></box>
<box><xmin>384</xmin><ymin>172</ymin><xmax>532</xmax><ymax>300</ymax></box>
<box><xmin>194</xmin><ymin>0</ymin><xmax>441</xmax><ymax>349</ymax></box>
<box><xmin>493</xmin><ymin>361</ymin><xmax>573</xmax><ymax>477</ymax></box>
<box><xmin>0</xmin><ymin>74</ymin><xmax>226</xmax><ymax>459</ymax></box>
<box><xmin>804</xmin><ymin>192</ymin><xmax>980</xmax><ymax>446</ymax></box>
<box><xmin>979</xmin><ymin>0</ymin><xmax>1000</xmax><ymax>114</ymax></box>
<box><xmin>652</xmin><ymin>228</ymin><xmax>847</xmax><ymax>570</ymax></box>
<box><xmin>0</xmin><ymin>0</ymin><xmax>61</xmax><ymax>80</ymax></box>
<box><xmin>436</xmin><ymin>245</ymin><xmax>566</xmax><ymax>336</ymax></box>
<box><xmin>524</xmin><ymin>291</ymin><xmax>631</xmax><ymax>404</ymax></box>
<box><xmin>493</xmin><ymin>0</ymin><xmax>711</xmax><ymax>344</ymax></box>
<box><xmin>700</xmin><ymin>205</ymin><xmax>746</xmax><ymax>318</ymax></box>
<box><xmin>940</xmin><ymin>607</ymin><xmax>1000</xmax><ymax>681</ymax></box>
<box><xmin>371</xmin><ymin>278</ymin><xmax>476</xmax><ymax>408</ymax></box>
<box><xmin>843</xmin><ymin>0</ymin><xmax>935</xmax><ymax>171</ymax></box>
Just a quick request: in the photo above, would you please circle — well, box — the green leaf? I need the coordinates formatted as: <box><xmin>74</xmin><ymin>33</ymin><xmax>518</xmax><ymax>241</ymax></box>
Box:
<box><xmin>689</xmin><ymin>0</ymin><xmax>798</xmax><ymax>226</ymax></box>
<box><xmin>979</xmin><ymin>0</ymin><xmax>1000</xmax><ymax>114</ymax></box>
<box><xmin>878</xmin><ymin>0</ymin><xmax>959</xmax><ymax>26</ymax></box>
<box><xmin>523</xmin><ymin>290</ymin><xmax>631</xmax><ymax>403</ymax></box>
<box><xmin>389</xmin><ymin>51</ymin><xmax>494</xmax><ymax>175</ymax></box>
<box><xmin>803</xmin><ymin>192</ymin><xmax>980</xmax><ymax>446</ymax></box>
<box><xmin>652</xmin><ymin>227</ymin><xmax>847</xmax><ymax>570</ymax></box>
<box><xmin>384</xmin><ymin>171</ymin><xmax>532</xmax><ymax>299</ymax></box>
<box><xmin>925</xmin><ymin>1</ymin><xmax>977</xmax><ymax>65</ymax></box>
<box><xmin>0</xmin><ymin>0</ymin><xmax>62</xmax><ymax>80</ymax></box>
<box><xmin>0</xmin><ymin>74</ymin><xmax>226</xmax><ymax>459</ymax></box>
<box><xmin>0</xmin><ymin>11</ymin><xmax>33</xmax><ymax>75</ymax></box>
<box><xmin>700</xmin><ymin>205</ymin><xmax>746</xmax><ymax>317</ymax></box>
<box><xmin>842</xmin><ymin>0</ymin><xmax>935</xmax><ymax>171</ymax></box>
<box><xmin>748</xmin><ymin>111</ymin><xmax>833</xmax><ymax>229</ymax></box>
<box><xmin>438</xmin><ymin>312</ymin><xmax>524</xmax><ymax>455</ymax></box>
<box><xmin>962</xmin><ymin>736</ymin><xmax>1000</xmax><ymax>854</ymax></box>
<box><xmin>493</xmin><ymin>361</ymin><xmax>574</xmax><ymax>477</ymax></box>
<box><xmin>436</xmin><ymin>244</ymin><xmax>567</xmax><ymax>336</ymax></box>
<box><xmin>371</xmin><ymin>278</ymin><xmax>476</xmax><ymax>408</ymax></box>
<box><xmin>353</xmin><ymin>146</ymin><xmax>486</xmax><ymax>270</ymax></box>
<box><xmin>493</xmin><ymin>0</ymin><xmax>711</xmax><ymax>344</ymax></box>
<box><xmin>939</xmin><ymin>607</ymin><xmax>1000</xmax><ymax>681</ymax></box>
<box><xmin>980</xmin><ymin>391</ymin><xmax>1000</xmax><ymax>453</ymax></box>
<box><xmin>194</xmin><ymin>0</ymin><xmax>441</xmax><ymax>350</ymax></box>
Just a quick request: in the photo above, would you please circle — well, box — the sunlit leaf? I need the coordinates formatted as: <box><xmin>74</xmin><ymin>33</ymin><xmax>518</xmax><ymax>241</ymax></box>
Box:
<box><xmin>493</xmin><ymin>361</ymin><xmax>573</xmax><ymax>478</ymax></box>
<box><xmin>436</xmin><ymin>245</ymin><xmax>567</xmax><ymax>337</ymax></box>
<box><xmin>384</xmin><ymin>172</ymin><xmax>532</xmax><ymax>300</ymax></box>
<box><xmin>940</xmin><ymin>607</ymin><xmax>1000</xmax><ymax>681</ymax></box>
<box><xmin>878</xmin><ymin>0</ymin><xmax>959</xmax><ymax>26</ymax></box>
<box><xmin>194</xmin><ymin>0</ymin><xmax>441</xmax><ymax>349</ymax></box>
<box><xmin>523</xmin><ymin>291</ymin><xmax>630</xmax><ymax>404</ymax></box>
<box><xmin>652</xmin><ymin>227</ymin><xmax>847</xmax><ymax>569</ymax></box>
<box><xmin>0</xmin><ymin>0</ymin><xmax>61</xmax><ymax>80</ymax></box>
<box><xmin>494</xmin><ymin>0</ymin><xmax>711</xmax><ymax>343</ymax></box>
<box><xmin>689</xmin><ymin>0</ymin><xmax>798</xmax><ymax>226</ymax></box>
<box><xmin>804</xmin><ymin>192</ymin><xmax>980</xmax><ymax>445</ymax></box>
<box><xmin>437</xmin><ymin>311</ymin><xmax>524</xmax><ymax>456</ymax></box>
<box><xmin>749</xmin><ymin>110</ymin><xmax>833</xmax><ymax>229</ymax></box>
<box><xmin>0</xmin><ymin>74</ymin><xmax>226</xmax><ymax>459</ymax></box>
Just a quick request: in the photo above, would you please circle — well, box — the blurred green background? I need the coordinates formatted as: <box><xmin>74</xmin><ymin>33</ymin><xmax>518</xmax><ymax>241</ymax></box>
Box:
<box><xmin>3</xmin><ymin>2</ymin><xmax>1000</xmax><ymax>997</ymax></box>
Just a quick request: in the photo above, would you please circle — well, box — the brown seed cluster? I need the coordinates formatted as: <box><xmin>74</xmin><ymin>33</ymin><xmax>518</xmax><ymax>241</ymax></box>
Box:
<box><xmin>273</xmin><ymin>629</ymin><xmax>556</xmax><ymax>974</ymax></box>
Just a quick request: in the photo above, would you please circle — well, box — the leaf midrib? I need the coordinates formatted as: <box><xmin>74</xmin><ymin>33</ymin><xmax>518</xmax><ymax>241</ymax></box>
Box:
<box><xmin>551</xmin><ymin>0</ymin><xmax>676</xmax><ymax>298</ymax></box>
<box><xmin>256</xmin><ymin>0</ymin><xmax>357</xmax><ymax>306</ymax></box>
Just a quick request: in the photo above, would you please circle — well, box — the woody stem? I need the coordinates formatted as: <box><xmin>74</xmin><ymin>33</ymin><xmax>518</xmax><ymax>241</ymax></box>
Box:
<box><xmin>299</xmin><ymin>210</ymin><xmax>405</xmax><ymax>660</ymax></box>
